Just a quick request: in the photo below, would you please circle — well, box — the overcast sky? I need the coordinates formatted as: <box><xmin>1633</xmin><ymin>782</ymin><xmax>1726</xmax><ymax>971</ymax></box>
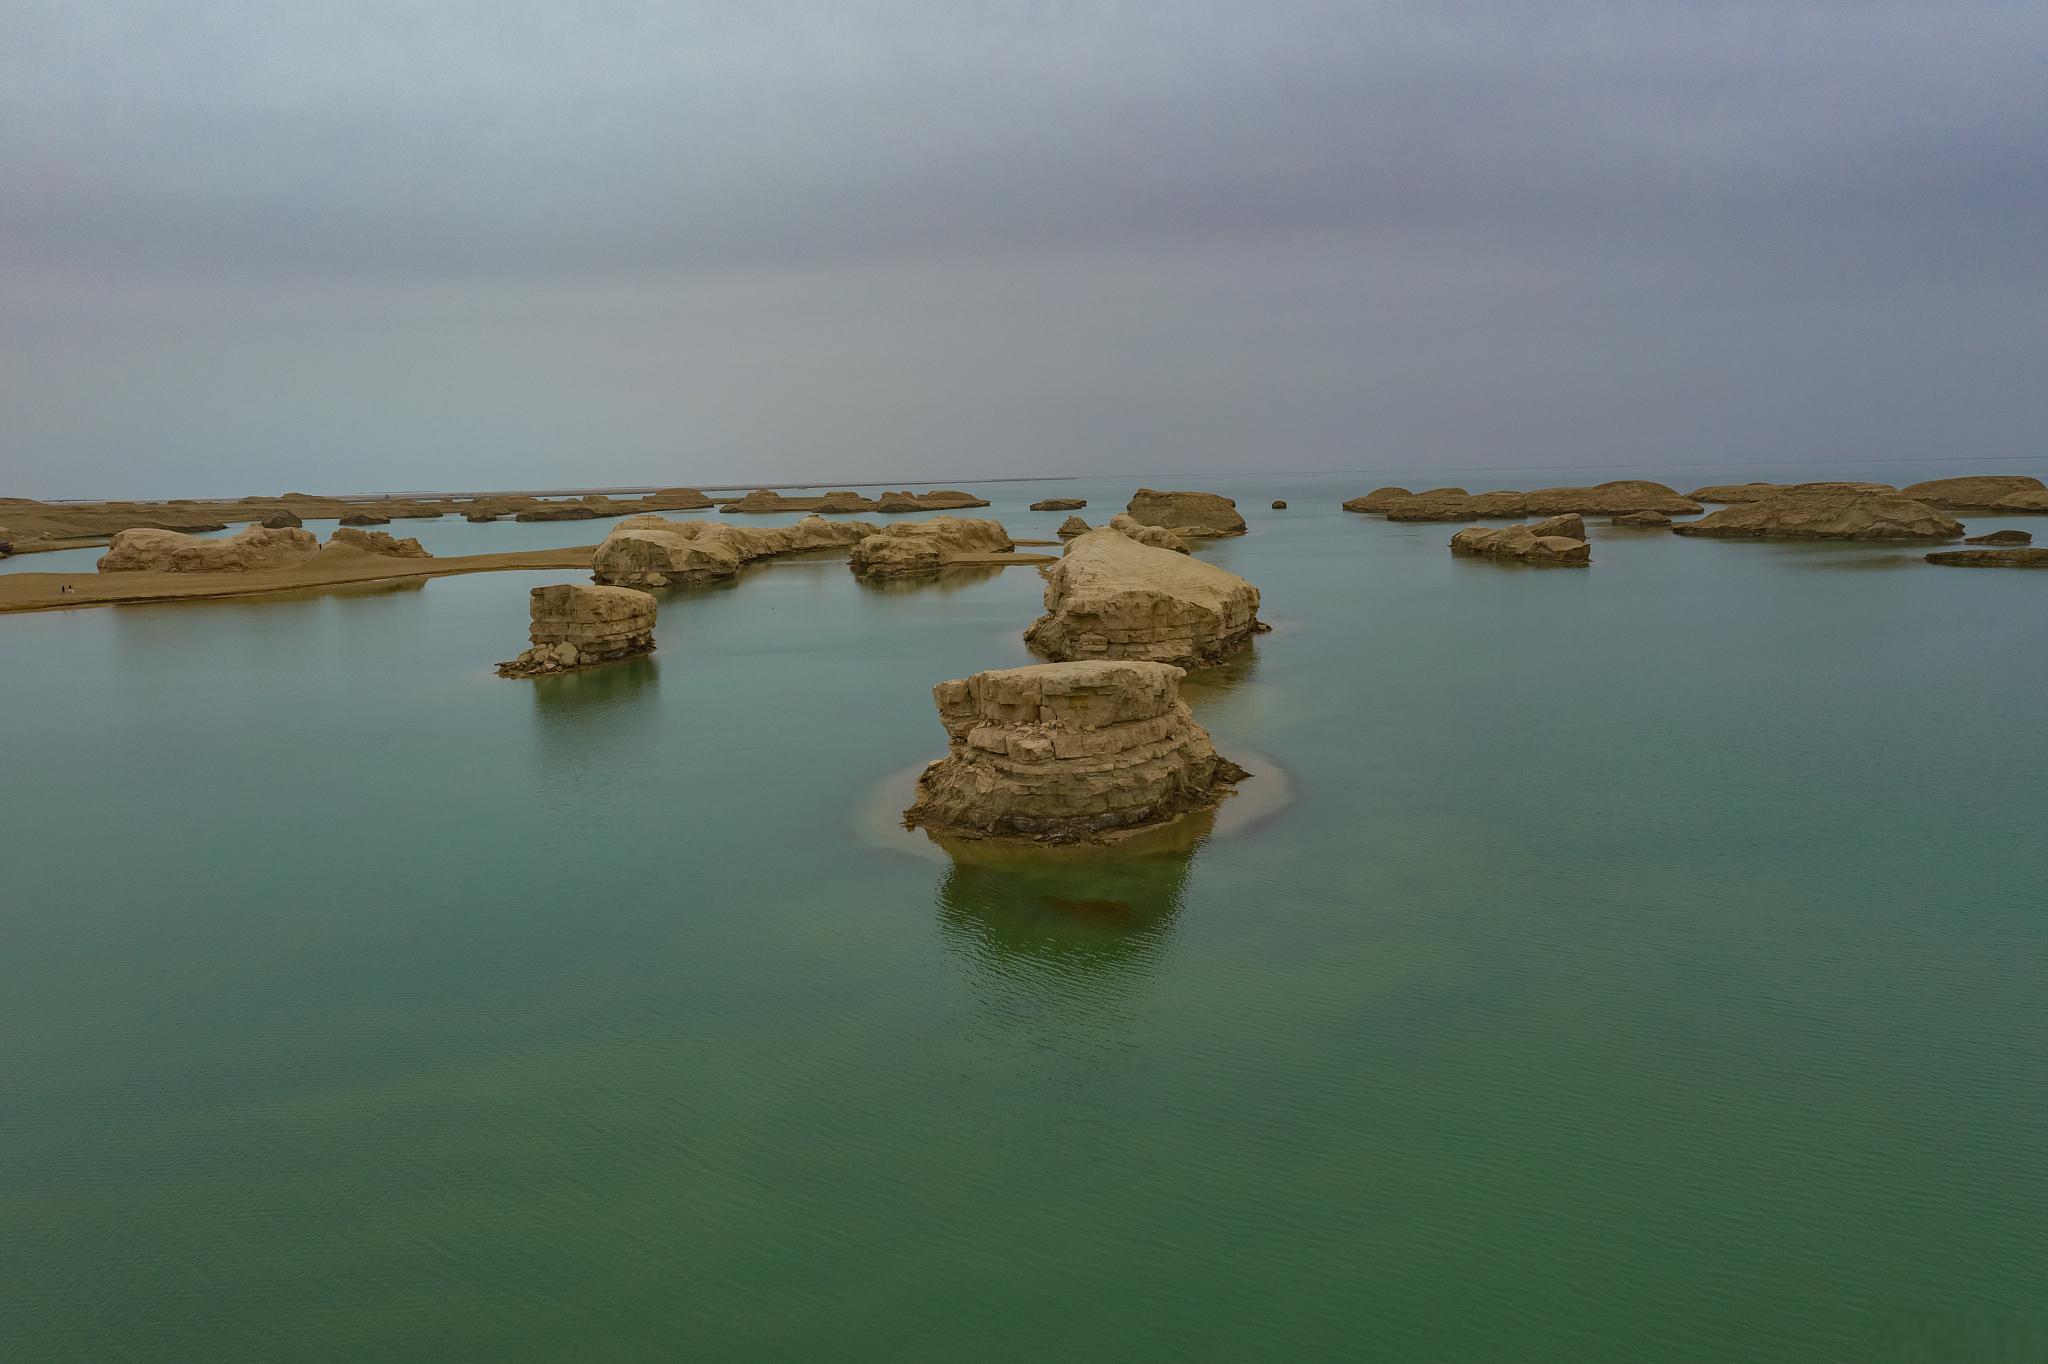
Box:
<box><xmin>3</xmin><ymin>1</ymin><xmax>2043</xmax><ymax>497</ymax></box>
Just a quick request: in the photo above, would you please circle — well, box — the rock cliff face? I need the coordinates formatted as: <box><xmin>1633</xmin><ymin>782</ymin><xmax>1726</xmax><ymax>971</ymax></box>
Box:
<box><xmin>1030</xmin><ymin>498</ymin><xmax>1087</xmax><ymax>511</ymax></box>
<box><xmin>1672</xmin><ymin>493</ymin><xmax>1962</xmax><ymax>541</ymax></box>
<box><xmin>846</xmin><ymin>517</ymin><xmax>1016</xmax><ymax>577</ymax></box>
<box><xmin>1448</xmin><ymin>525</ymin><xmax>1591</xmax><ymax>565</ymax></box>
<box><xmin>1965</xmin><ymin>529</ymin><xmax>2032</xmax><ymax>546</ymax></box>
<box><xmin>1025</xmin><ymin>527</ymin><xmax>1260</xmax><ymax>668</ymax></box>
<box><xmin>323</xmin><ymin>527</ymin><xmax>432</xmax><ymax>558</ymax></box>
<box><xmin>98</xmin><ymin>525</ymin><xmax>320</xmax><ymax>572</ymax></box>
<box><xmin>1900</xmin><ymin>476</ymin><xmax>2047</xmax><ymax>510</ymax></box>
<box><xmin>1124</xmin><ymin>488</ymin><xmax>1247</xmax><ymax>537</ymax></box>
<box><xmin>498</xmin><ymin>583</ymin><xmax>658</xmax><ymax>677</ymax></box>
<box><xmin>1925</xmin><ymin>548</ymin><xmax>2048</xmax><ymax>568</ymax></box>
<box><xmin>1057</xmin><ymin>516</ymin><xmax>1092</xmax><ymax>538</ymax></box>
<box><xmin>1342</xmin><ymin>486</ymin><xmax>1414</xmax><ymax>513</ymax></box>
<box><xmin>903</xmin><ymin>660</ymin><xmax>1246</xmax><ymax>842</ymax></box>
<box><xmin>1107</xmin><ymin>513</ymin><xmax>1190</xmax><ymax>554</ymax></box>
<box><xmin>591</xmin><ymin>514</ymin><xmax>878</xmax><ymax>587</ymax></box>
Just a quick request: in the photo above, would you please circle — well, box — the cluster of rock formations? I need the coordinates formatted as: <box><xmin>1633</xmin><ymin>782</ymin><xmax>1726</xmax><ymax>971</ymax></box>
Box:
<box><xmin>846</xmin><ymin>517</ymin><xmax>1016</xmax><ymax>578</ymax></box>
<box><xmin>903</xmin><ymin>661</ymin><xmax>1246</xmax><ymax>843</ymax></box>
<box><xmin>716</xmin><ymin>488</ymin><xmax>989</xmax><ymax>515</ymax></box>
<box><xmin>590</xmin><ymin>514</ymin><xmax>877</xmax><ymax>587</ymax></box>
<box><xmin>1449</xmin><ymin>523</ymin><xmax>1592</xmax><ymax>566</ymax></box>
<box><xmin>1123</xmin><ymin>488</ymin><xmax>1247</xmax><ymax>538</ymax></box>
<box><xmin>1030</xmin><ymin>498</ymin><xmax>1087</xmax><ymax>512</ymax></box>
<box><xmin>1348</xmin><ymin>481</ymin><xmax>1702</xmax><ymax>521</ymax></box>
<box><xmin>497</xmin><ymin>584</ymin><xmax>658</xmax><ymax>677</ymax></box>
<box><xmin>1025</xmin><ymin>527</ymin><xmax>1261</xmax><ymax>668</ymax></box>
<box><xmin>95</xmin><ymin>524</ymin><xmax>439</xmax><ymax>573</ymax></box>
<box><xmin>1672</xmin><ymin>492</ymin><xmax>1962</xmax><ymax>541</ymax></box>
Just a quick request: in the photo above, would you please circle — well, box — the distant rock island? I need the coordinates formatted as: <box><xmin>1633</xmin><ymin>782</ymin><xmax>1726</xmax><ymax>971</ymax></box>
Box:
<box><xmin>717</xmin><ymin>489</ymin><xmax>989</xmax><ymax>515</ymax></box>
<box><xmin>1123</xmin><ymin>488</ymin><xmax>1247</xmax><ymax>538</ymax></box>
<box><xmin>1673</xmin><ymin>492</ymin><xmax>1963</xmax><ymax>541</ymax></box>
<box><xmin>1449</xmin><ymin>523</ymin><xmax>1592</xmax><ymax>566</ymax></box>
<box><xmin>1349</xmin><ymin>481</ymin><xmax>1702</xmax><ymax>521</ymax></box>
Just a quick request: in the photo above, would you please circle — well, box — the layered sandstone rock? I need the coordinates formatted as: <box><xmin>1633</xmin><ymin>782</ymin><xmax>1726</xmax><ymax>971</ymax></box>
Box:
<box><xmin>1690</xmin><ymin>481</ymin><xmax>1897</xmax><ymax>502</ymax></box>
<box><xmin>847</xmin><ymin>517</ymin><xmax>1016</xmax><ymax>578</ymax></box>
<box><xmin>591</xmin><ymin>514</ymin><xmax>879</xmax><ymax>587</ymax></box>
<box><xmin>1925</xmin><ymin>548</ymin><xmax>2048</xmax><ymax>569</ymax></box>
<box><xmin>98</xmin><ymin>525</ymin><xmax>320</xmax><ymax>573</ymax></box>
<box><xmin>1107</xmin><ymin>513</ymin><xmax>1190</xmax><ymax>554</ymax></box>
<box><xmin>1057</xmin><ymin>516</ymin><xmax>1092</xmax><ymax>538</ymax></box>
<box><xmin>1448</xmin><ymin>524</ymin><xmax>1591</xmax><ymax>566</ymax></box>
<box><xmin>903</xmin><ymin>660</ymin><xmax>1246</xmax><ymax>842</ymax></box>
<box><xmin>1025</xmin><ymin>527</ymin><xmax>1260</xmax><ymax>668</ymax></box>
<box><xmin>1613</xmin><ymin>509</ymin><xmax>1671</xmax><ymax>527</ymax></box>
<box><xmin>497</xmin><ymin>583</ymin><xmax>658</xmax><ymax>677</ymax></box>
<box><xmin>1030</xmin><ymin>498</ymin><xmax>1088</xmax><ymax>511</ymax></box>
<box><xmin>1124</xmin><ymin>488</ymin><xmax>1247</xmax><ymax>537</ymax></box>
<box><xmin>1672</xmin><ymin>493</ymin><xmax>1962</xmax><ymax>541</ymax></box>
<box><xmin>323</xmin><ymin>527</ymin><xmax>431</xmax><ymax>558</ymax></box>
<box><xmin>1342</xmin><ymin>486</ymin><xmax>1414</xmax><ymax>513</ymax></box>
<box><xmin>1530</xmin><ymin>513</ymin><xmax>1586</xmax><ymax>540</ymax></box>
<box><xmin>1900</xmin><ymin>476</ymin><xmax>2047</xmax><ymax>510</ymax></box>
<box><xmin>1965</xmin><ymin>529</ymin><xmax>2032</xmax><ymax>546</ymax></box>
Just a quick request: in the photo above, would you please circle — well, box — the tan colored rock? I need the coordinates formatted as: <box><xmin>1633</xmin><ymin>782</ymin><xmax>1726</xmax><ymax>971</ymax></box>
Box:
<box><xmin>903</xmin><ymin>660</ymin><xmax>1246</xmax><ymax>842</ymax></box>
<box><xmin>498</xmin><ymin>583</ymin><xmax>657</xmax><ymax>677</ymax></box>
<box><xmin>98</xmin><ymin>525</ymin><xmax>320</xmax><ymax>573</ymax></box>
<box><xmin>1107</xmin><ymin>513</ymin><xmax>1191</xmax><ymax>554</ymax></box>
<box><xmin>1387</xmin><ymin>489</ymin><xmax>1529</xmax><ymax>521</ymax></box>
<box><xmin>1672</xmin><ymin>492</ymin><xmax>1962</xmax><ymax>541</ymax></box>
<box><xmin>639</xmin><ymin>488</ymin><xmax>715</xmax><ymax>510</ymax></box>
<box><xmin>1990</xmin><ymin>489</ymin><xmax>2048</xmax><ymax>512</ymax></box>
<box><xmin>465</xmin><ymin>509</ymin><xmax>500</xmax><ymax>522</ymax></box>
<box><xmin>1900</xmin><ymin>476</ymin><xmax>2047</xmax><ymax>510</ymax></box>
<box><xmin>1690</xmin><ymin>481</ymin><xmax>1897</xmax><ymax>502</ymax></box>
<box><xmin>1521</xmin><ymin>480</ymin><xmax>1701</xmax><ymax>515</ymax></box>
<box><xmin>1448</xmin><ymin>525</ymin><xmax>1591</xmax><ymax>565</ymax></box>
<box><xmin>847</xmin><ymin>517</ymin><xmax>1016</xmax><ymax>578</ymax></box>
<box><xmin>1530</xmin><ymin>513</ymin><xmax>1586</xmax><ymax>540</ymax></box>
<box><xmin>338</xmin><ymin>512</ymin><xmax>390</xmax><ymax>526</ymax></box>
<box><xmin>515</xmin><ymin>503</ymin><xmax>600</xmax><ymax>522</ymax></box>
<box><xmin>1964</xmin><ymin>529</ymin><xmax>2032</xmax><ymax>546</ymax></box>
<box><xmin>592</xmin><ymin>514</ymin><xmax>878</xmax><ymax>587</ymax></box>
<box><xmin>323</xmin><ymin>527</ymin><xmax>432</xmax><ymax>558</ymax></box>
<box><xmin>262</xmin><ymin>511</ymin><xmax>303</xmax><ymax>528</ymax></box>
<box><xmin>1925</xmin><ymin>548</ymin><xmax>2048</xmax><ymax>568</ymax></box>
<box><xmin>1026</xmin><ymin>527</ymin><xmax>1260</xmax><ymax>668</ymax></box>
<box><xmin>1612</xmin><ymin>509</ymin><xmax>1671</xmax><ymax>527</ymax></box>
<box><xmin>1056</xmin><ymin>515</ymin><xmax>1091</xmax><ymax>538</ymax></box>
<box><xmin>1030</xmin><ymin>498</ymin><xmax>1087</xmax><ymax>511</ymax></box>
<box><xmin>1342</xmin><ymin>486</ymin><xmax>1414</xmax><ymax>513</ymax></box>
<box><xmin>1124</xmin><ymin>488</ymin><xmax>1247</xmax><ymax>537</ymax></box>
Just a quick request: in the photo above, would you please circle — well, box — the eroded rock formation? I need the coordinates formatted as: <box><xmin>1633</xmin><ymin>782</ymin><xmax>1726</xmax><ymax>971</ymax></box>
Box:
<box><xmin>262</xmin><ymin>511</ymin><xmax>303</xmax><ymax>528</ymax></box>
<box><xmin>1900</xmin><ymin>476</ymin><xmax>2048</xmax><ymax>510</ymax></box>
<box><xmin>1030</xmin><ymin>498</ymin><xmax>1087</xmax><ymax>511</ymax></box>
<box><xmin>591</xmin><ymin>514</ymin><xmax>878</xmax><ymax>587</ymax></box>
<box><xmin>1107</xmin><ymin>513</ymin><xmax>1190</xmax><ymax>554</ymax></box>
<box><xmin>1057</xmin><ymin>516</ymin><xmax>1091</xmax><ymax>538</ymax></box>
<box><xmin>847</xmin><ymin>517</ymin><xmax>1016</xmax><ymax>578</ymax></box>
<box><xmin>1448</xmin><ymin>524</ymin><xmax>1591</xmax><ymax>566</ymax></box>
<box><xmin>323</xmin><ymin>527</ymin><xmax>432</xmax><ymax>558</ymax></box>
<box><xmin>497</xmin><ymin>583</ymin><xmax>657</xmax><ymax>677</ymax></box>
<box><xmin>1691</xmin><ymin>481</ymin><xmax>1897</xmax><ymax>502</ymax></box>
<box><xmin>338</xmin><ymin>513</ymin><xmax>390</xmax><ymax>526</ymax></box>
<box><xmin>1672</xmin><ymin>493</ymin><xmax>1962</xmax><ymax>541</ymax></box>
<box><xmin>1613</xmin><ymin>509</ymin><xmax>1671</xmax><ymax>527</ymax></box>
<box><xmin>903</xmin><ymin>660</ymin><xmax>1246</xmax><ymax>843</ymax></box>
<box><xmin>1025</xmin><ymin>527</ymin><xmax>1260</xmax><ymax>668</ymax></box>
<box><xmin>1342</xmin><ymin>486</ymin><xmax>1413</xmax><ymax>513</ymax></box>
<box><xmin>98</xmin><ymin>525</ymin><xmax>321</xmax><ymax>573</ymax></box>
<box><xmin>1964</xmin><ymin>529</ymin><xmax>2032</xmax><ymax>546</ymax></box>
<box><xmin>1124</xmin><ymin>488</ymin><xmax>1247</xmax><ymax>537</ymax></box>
<box><xmin>717</xmin><ymin>488</ymin><xmax>990</xmax><ymax>515</ymax></box>
<box><xmin>515</xmin><ymin>503</ymin><xmax>600</xmax><ymax>522</ymax></box>
<box><xmin>1380</xmin><ymin>481</ymin><xmax>1700</xmax><ymax>521</ymax></box>
<box><xmin>1530</xmin><ymin>513</ymin><xmax>1586</xmax><ymax>539</ymax></box>
<box><xmin>1991</xmin><ymin>490</ymin><xmax>2048</xmax><ymax>512</ymax></box>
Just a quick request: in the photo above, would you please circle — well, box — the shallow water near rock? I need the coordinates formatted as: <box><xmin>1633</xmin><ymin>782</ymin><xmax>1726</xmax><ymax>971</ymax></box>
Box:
<box><xmin>4</xmin><ymin>469</ymin><xmax>2046</xmax><ymax>1361</ymax></box>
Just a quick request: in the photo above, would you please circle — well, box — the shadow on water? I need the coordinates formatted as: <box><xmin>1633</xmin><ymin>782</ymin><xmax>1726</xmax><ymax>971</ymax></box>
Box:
<box><xmin>853</xmin><ymin>563</ymin><xmax>1007</xmax><ymax>595</ymax></box>
<box><xmin>1179</xmin><ymin>646</ymin><xmax>1260</xmax><ymax>701</ymax></box>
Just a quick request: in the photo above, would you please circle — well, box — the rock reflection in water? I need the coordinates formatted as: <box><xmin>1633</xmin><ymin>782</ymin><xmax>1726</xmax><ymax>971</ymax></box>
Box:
<box><xmin>528</xmin><ymin>654</ymin><xmax>663</xmax><ymax>782</ymax></box>
<box><xmin>853</xmin><ymin>562</ymin><xmax>1006</xmax><ymax>594</ymax></box>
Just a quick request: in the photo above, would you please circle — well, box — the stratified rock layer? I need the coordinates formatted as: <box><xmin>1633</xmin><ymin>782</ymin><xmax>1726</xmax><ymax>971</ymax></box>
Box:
<box><xmin>1672</xmin><ymin>493</ymin><xmax>1962</xmax><ymax>541</ymax></box>
<box><xmin>591</xmin><ymin>515</ymin><xmax>878</xmax><ymax>587</ymax></box>
<box><xmin>1025</xmin><ymin>528</ymin><xmax>1260</xmax><ymax>668</ymax></box>
<box><xmin>498</xmin><ymin>583</ymin><xmax>658</xmax><ymax>677</ymax></box>
<box><xmin>1124</xmin><ymin>489</ymin><xmax>1247</xmax><ymax>537</ymax></box>
<box><xmin>98</xmin><ymin>525</ymin><xmax>320</xmax><ymax>573</ymax></box>
<box><xmin>904</xmin><ymin>660</ymin><xmax>1245</xmax><ymax>842</ymax></box>
<box><xmin>847</xmin><ymin>517</ymin><xmax>1015</xmax><ymax>578</ymax></box>
<box><xmin>1449</xmin><ymin>525</ymin><xmax>1591</xmax><ymax>566</ymax></box>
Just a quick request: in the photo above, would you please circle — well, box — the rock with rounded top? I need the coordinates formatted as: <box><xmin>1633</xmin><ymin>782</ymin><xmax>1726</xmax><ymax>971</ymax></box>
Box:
<box><xmin>338</xmin><ymin>512</ymin><xmax>390</xmax><ymax>526</ymax></box>
<box><xmin>498</xmin><ymin>583</ymin><xmax>657</xmax><ymax>677</ymax></box>
<box><xmin>1342</xmin><ymin>486</ymin><xmax>1416</xmax><ymax>513</ymax></box>
<box><xmin>1900</xmin><ymin>476</ymin><xmax>2047</xmax><ymax>510</ymax></box>
<box><xmin>1030</xmin><ymin>498</ymin><xmax>1088</xmax><ymax>511</ymax></box>
<box><xmin>847</xmin><ymin>517</ymin><xmax>1016</xmax><ymax>578</ymax></box>
<box><xmin>1964</xmin><ymin>529</ymin><xmax>2032</xmax><ymax>546</ymax></box>
<box><xmin>903</xmin><ymin>660</ymin><xmax>1246</xmax><ymax>842</ymax></box>
<box><xmin>515</xmin><ymin>503</ymin><xmax>600</xmax><ymax>522</ymax></box>
<box><xmin>1026</xmin><ymin>527</ymin><xmax>1261</xmax><ymax>668</ymax></box>
<box><xmin>1672</xmin><ymin>492</ymin><xmax>1962</xmax><ymax>541</ymax></box>
<box><xmin>1990</xmin><ymin>489</ymin><xmax>2048</xmax><ymax>512</ymax></box>
<box><xmin>1124</xmin><ymin>488</ymin><xmax>1247</xmax><ymax>537</ymax></box>
<box><xmin>98</xmin><ymin>525</ymin><xmax>321</xmax><ymax>573</ymax></box>
<box><xmin>262</xmin><ymin>511</ymin><xmax>303</xmax><ymax>528</ymax></box>
<box><xmin>1270</xmin><ymin>500</ymin><xmax>1287</xmax><ymax>509</ymax></box>
<box><xmin>1449</xmin><ymin>525</ymin><xmax>1591</xmax><ymax>565</ymax></box>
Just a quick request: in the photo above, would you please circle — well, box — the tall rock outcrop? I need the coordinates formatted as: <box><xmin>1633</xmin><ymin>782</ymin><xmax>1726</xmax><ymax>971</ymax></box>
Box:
<box><xmin>1448</xmin><ymin>525</ymin><xmax>1591</xmax><ymax>566</ymax></box>
<box><xmin>1672</xmin><ymin>493</ymin><xmax>1962</xmax><ymax>540</ymax></box>
<box><xmin>591</xmin><ymin>514</ymin><xmax>878</xmax><ymax>587</ymax></box>
<box><xmin>498</xmin><ymin>584</ymin><xmax>658</xmax><ymax>677</ymax></box>
<box><xmin>847</xmin><ymin>517</ymin><xmax>1015</xmax><ymax>578</ymax></box>
<box><xmin>1124</xmin><ymin>488</ymin><xmax>1247</xmax><ymax>537</ymax></box>
<box><xmin>1025</xmin><ymin>527</ymin><xmax>1260</xmax><ymax>668</ymax></box>
<box><xmin>98</xmin><ymin>525</ymin><xmax>320</xmax><ymax>573</ymax></box>
<box><xmin>903</xmin><ymin>660</ymin><xmax>1246</xmax><ymax>843</ymax></box>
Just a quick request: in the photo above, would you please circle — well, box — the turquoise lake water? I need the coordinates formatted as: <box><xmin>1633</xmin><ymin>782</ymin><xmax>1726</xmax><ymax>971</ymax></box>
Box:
<box><xmin>3</xmin><ymin>470</ymin><xmax>2045</xmax><ymax>1360</ymax></box>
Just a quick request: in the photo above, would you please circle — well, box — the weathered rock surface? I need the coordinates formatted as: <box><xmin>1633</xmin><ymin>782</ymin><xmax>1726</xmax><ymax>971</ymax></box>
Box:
<box><xmin>323</xmin><ymin>527</ymin><xmax>431</xmax><ymax>558</ymax></box>
<box><xmin>1690</xmin><ymin>481</ymin><xmax>1896</xmax><ymax>502</ymax></box>
<box><xmin>1025</xmin><ymin>527</ymin><xmax>1260</xmax><ymax>668</ymax></box>
<box><xmin>1057</xmin><ymin>516</ymin><xmax>1091</xmax><ymax>538</ymax></box>
<box><xmin>1384</xmin><ymin>481</ymin><xmax>1700</xmax><ymax>521</ymax></box>
<box><xmin>1270</xmin><ymin>500</ymin><xmax>1287</xmax><ymax>509</ymax></box>
<box><xmin>903</xmin><ymin>660</ymin><xmax>1246</xmax><ymax>842</ymax></box>
<box><xmin>639</xmin><ymin>488</ymin><xmax>715</xmax><ymax>510</ymax></box>
<box><xmin>1965</xmin><ymin>529</ymin><xmax>2033</xmax><ymax>546</ymax></box>
<box><xmin>1030</xmin><ymin>498</ymin><xmax>1088</xmax><ymax>511</ymax></box>
<box><xmin>1612</xmin><ymin>509</ymin><xmax>1672</xmax><ymax>527</ymax></box>
<box><xmin>591</xmin><ymin>514</ymin><xmax>879</xmax><ymax>587</ymax></box>
<box><xmin>465</xmin><ymin>510</ymin><xmax>500</xmax><ymax>522</ymax></box>
<box><xmin>1342</xmin><ymin>486</ymin><xmax>1414</xmax><ymax>513</ymax></box>
<box><xmin>847</xmin><ymin>517</ymin><xmax>1016</xmax><ymax>577</ymax></box>
<box><xmin>261</xmin><ymin>511</ymin><xmax>303</xmax><ymax>528</ymax></box>
<box><xmin>1530</xmin><ymin>513</ymin><xmax>1587</xmax><ymax>540</ymax></box>
<box><xmin>1387</xmin><ymin>489</ymin><xmax>1529</xmax><ymax>521</ymax></box>
<box><xmin>498</xmin><ymin>583</ymin><xmax>658</xmax><ymax>677</ymax></box>
<box><xmin>717</xmin><ymin>488</ymin><xmax>990</xmax><ymax>515</ymax></box>
<box><xmin>515</xmin><ymin>503</ymin><xmax>600</xmax><ymax>522</ymax></box>
<box><xmin>1900</xmin><ymin>476</ymin><xmax>2047</xmax><ymax>510</ymax></box>
<box><xmin>1448</xmin><ymin>525</ymin><xmax>1591</xmax><ymax>566</ymax></box>
<box><xmin>1672</xmin><ymin>493</ymin><xmax>1962</xmax><ymax>541</ymax></box>
<box><xmin>1124</xmin><ymin>488</ymin><xmax>1247</xmax><ymax>537</ymax></box>
<box><xmin>1107</xmin><ymin>513</ymin><xmax>1191</xmax><ymax>554</ymax></box>
<box><xmin>1925</xmin><ymin>548</ymin><xmax>2048</xmax><ymax>568</ymax></box>
<box><xmin>338</xmin><ymin>512</ymin><xmax>390</xmax><ymax>526</ymax></box>
<box><xmin>1991</xmin><ymin>490</ymin><xmax>2048</xmax><ymax>512</ymax></box>
<box><xmin>98</xmin><ymin>525</ymin><xmax>321</xmax><ymax>573</ymax></box>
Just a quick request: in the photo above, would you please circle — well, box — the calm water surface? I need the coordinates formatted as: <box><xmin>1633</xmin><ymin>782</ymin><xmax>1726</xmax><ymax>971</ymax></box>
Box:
<box><xmin>3</xmin><ymin>472</ymin><xmax>2045</xmax><ymax>1360</ymax></box>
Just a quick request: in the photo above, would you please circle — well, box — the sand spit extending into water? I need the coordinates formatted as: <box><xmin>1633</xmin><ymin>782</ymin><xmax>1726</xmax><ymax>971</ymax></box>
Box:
<box><xmin>0</xmin><ymin>545</ymin><xmax>601</xmax><ymax>614</ymax></box>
